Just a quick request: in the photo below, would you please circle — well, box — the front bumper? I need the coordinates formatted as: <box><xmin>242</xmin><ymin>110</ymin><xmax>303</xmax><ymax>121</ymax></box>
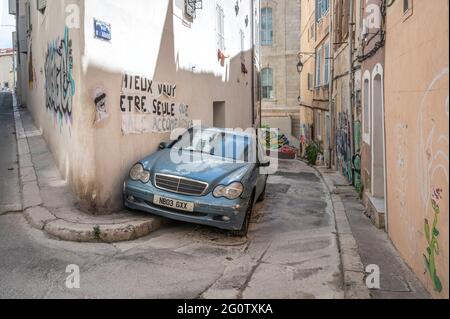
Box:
<box><xmin>123</xmin><ymin>180</ymin><xmax>249</xmax><ymax>231</ymax></box>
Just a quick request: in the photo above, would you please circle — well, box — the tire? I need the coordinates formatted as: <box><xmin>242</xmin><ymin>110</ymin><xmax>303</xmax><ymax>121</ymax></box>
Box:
<box><xmin>257</xmin><ymin>184</ymin><xmax>267</xmax><ymax>202</ymax></box>
<box><xmin>231</xmin><ymin>193</ymin><xmax>255</xmax><ymax>237</ymax></box>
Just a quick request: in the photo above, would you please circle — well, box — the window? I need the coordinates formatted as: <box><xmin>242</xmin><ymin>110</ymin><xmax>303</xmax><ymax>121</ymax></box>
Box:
<box><xmin>315</xmin><ymin>48</ymin><xmax>322</xmax><ymax>87</ymax></box>
<box><xmin>316</xmin><ymin>0</ymin><xmax>329</xmax><ymax>22</ymax></box>
<box><xmin>216</xmin><ymin>4</ymin><xmax>225</xmax><ymax>51</ymax></box>
<box><xmin>324</xmin><ymin>42</ymin><xmax>330</xmax><ymax>85</ymax></box>
<box><xmin>309</xmin><ymin>23</ymin><xmax>315</xmax><ymax>41</ymax></box>
<box><xmin>25</xmin><ymin>1</ymin><xmax>32</xmax><ymax>32</ymax></box>
<box><xmin>261</xmin><ymin>68</ymin><xmax>274</xmax><ymax>99</ymax></box>
<box><xmin>308</xmin><ymin>73</ymin><xmax>313</xmax><ymax>91</ymax></box>
<box><xmin>322</xmin><ymin>0</ymin><xmax>330</xmax><ymax>15</ymax></box>
<box><xmin>403</xmin><ymin>0</ymin><xmax>412</xmax><ymax>14</ymax></box>
<box><xmin>315</xmin><ymin>111</ymin><xmax>322</xmax><ymax>140</ymax></box>
<box><xmin>261</xmin><ymin>7</ymin><xmax>273</xmax><ymax>46</ymax></box>
<box><xmin>334</xmin><ymin>0</ymin><xmax>350</xmax><ymax>43</ymax></box>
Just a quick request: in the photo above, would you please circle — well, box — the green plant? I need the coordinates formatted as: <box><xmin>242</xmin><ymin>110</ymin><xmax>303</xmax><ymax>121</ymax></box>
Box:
<box><xmin>423</xmin><ymin>188</ymin><xmax>443</xmax><ymax>293</ymax></box>
<box><xmin>93</xmin><ymin>225</ymin><xmax>101</xmax><ymax>240</ymax></box>
<box><xmin>305</xmin><ymin>141</ymin><xmax>323</xmax><ymax>166</ymax></box>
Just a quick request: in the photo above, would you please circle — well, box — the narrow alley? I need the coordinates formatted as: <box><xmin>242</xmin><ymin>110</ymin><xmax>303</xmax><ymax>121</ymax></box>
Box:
<box><xmin>0</xmin><ymin>92</ymin><xmax>429</xmax><ymax>299</ymax></box>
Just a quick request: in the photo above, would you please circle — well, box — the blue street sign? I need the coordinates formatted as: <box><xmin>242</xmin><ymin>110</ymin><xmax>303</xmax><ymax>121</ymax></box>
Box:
<box><xmin>94</xmin><ymin>19</ymin><xmax>111</xmax><ymax>42</ymax></box>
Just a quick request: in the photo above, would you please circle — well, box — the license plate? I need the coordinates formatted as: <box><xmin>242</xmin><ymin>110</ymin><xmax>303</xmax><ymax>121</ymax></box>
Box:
<box><xmin>153</xmin><ymin>195</ymin><xmax>194</xmax><ymax>212</ymax></box>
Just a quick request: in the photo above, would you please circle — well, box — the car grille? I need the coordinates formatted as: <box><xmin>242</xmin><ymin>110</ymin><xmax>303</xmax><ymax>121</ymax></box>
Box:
<box><xmin>154</xmin><ymin>174</ymin><xmax>208</xmax><ymax>196</ymax></box>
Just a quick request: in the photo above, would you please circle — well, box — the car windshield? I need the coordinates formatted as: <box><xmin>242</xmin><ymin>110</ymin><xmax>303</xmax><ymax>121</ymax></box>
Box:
<box><xmin>173</xmin><ymin>129</ymin><xmax>253</xmax><ymax>162</ymax></box>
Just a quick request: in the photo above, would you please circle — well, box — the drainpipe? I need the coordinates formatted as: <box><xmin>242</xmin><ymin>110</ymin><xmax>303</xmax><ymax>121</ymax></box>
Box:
<box><xmin>328</xmin><ymin>2</ymin><xmax>334</xmax><ymax>169</ymax></box>
<box><xmin>348</xmin><ymin>0</ymin><xmax>355</xmax><ymax>183</ymax></box>
<box><xmin>251</xmin><ymin>0</ymin><xmax>255</xmax><ymax>127</ymax></box>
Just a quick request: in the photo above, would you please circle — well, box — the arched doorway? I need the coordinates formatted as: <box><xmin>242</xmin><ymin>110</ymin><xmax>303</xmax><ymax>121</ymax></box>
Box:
<box><xmin>371</xmin><ymin>64</ymin><xmax>386</xmax><ymax>203</ymax></box>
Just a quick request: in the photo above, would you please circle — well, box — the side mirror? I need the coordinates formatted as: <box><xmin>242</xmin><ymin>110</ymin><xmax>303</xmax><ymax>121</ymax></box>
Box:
<box><xmin>159</xmin><ymin>142</ymin><xmax>169</xmax><ymax>150</ymax></box>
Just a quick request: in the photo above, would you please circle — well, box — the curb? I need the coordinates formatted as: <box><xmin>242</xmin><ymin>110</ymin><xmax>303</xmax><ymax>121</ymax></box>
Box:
<box><xmin>12</xmin><ymin>96</ymin><xmax>162</xmax><ymax>243</ymax></box>
<box><xmin>314</xmin><ymin>166</ymin><xmax>371</xmax><ymax>299</ymax></box>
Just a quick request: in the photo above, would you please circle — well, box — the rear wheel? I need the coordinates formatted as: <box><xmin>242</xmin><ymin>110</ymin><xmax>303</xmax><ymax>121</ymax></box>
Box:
<box><xmin>231</xmin><ymin>194</ymin><xmax>255</xmax><ymax>237</ymax></box>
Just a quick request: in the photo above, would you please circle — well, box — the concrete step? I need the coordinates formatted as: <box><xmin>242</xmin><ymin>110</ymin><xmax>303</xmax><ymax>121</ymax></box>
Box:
<box><xmin>364</xmin><ymin>194</ymin><xmax>385</xmax><ymax>230</ymax></box>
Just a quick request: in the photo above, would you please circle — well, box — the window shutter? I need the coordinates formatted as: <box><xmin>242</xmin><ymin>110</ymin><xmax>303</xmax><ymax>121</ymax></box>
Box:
<box><xmin>342</xmin><ymin>0</ymin><xmax>350</xmax><ymax>39</ymax></box>
<box><xmin>18</xmin><ymin>15</ymin><xmax>28</xmax><ymax>53</ymax></box>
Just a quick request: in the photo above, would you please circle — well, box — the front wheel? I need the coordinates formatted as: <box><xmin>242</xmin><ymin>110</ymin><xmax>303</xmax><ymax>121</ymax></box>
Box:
<box><xmin>231</xmin><ymin>194</ymin><xmax>255</xmax><ymax>237</ymax></box>
<box><xmin>257</xmin><ymin>184</ymin><xmax>267</xmax><ymax>202</ymax></box>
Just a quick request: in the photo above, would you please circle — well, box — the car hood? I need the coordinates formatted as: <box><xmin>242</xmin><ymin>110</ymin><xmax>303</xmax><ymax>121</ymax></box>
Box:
<box><xmin>142</xmin><ymin>149</ymin><xmax>253</xmax><ymax>187</ymax></box>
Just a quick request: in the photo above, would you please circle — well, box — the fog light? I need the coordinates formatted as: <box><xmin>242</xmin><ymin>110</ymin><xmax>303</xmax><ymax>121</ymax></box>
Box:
<box><xmin>127</xmin><ymin>195</ymin><xmax>135</xmax><ymax>202</ymax></box>
<box><xmin>222</xmin><ymin>216</ymin><xmax>231</xmax><ymax>222</ymax></box>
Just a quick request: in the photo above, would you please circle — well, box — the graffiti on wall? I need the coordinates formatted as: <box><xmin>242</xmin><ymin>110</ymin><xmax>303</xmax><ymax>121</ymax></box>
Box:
<box><xmin>336</xmin><ymin>111</ymin><xmax>352</xmax><ymax>181</ymax></box>
<box><xmin>45</xmin><ymin>27</ymin><xmax>76</xmax><ymax>128</ymax></box>
<box><xmin>424</xmin><ymin>188</ymin><xmax>444</xmax><ymax>293</ymax></box>
<box><xmin>300</xmin><ymin>123</ymin><xmax>312</xmax><ymax>152</ymax></box>
<box><xmin>120</xmin><ymin>73</ymin><xmax>191</xmax><ymax>135</ymax></box>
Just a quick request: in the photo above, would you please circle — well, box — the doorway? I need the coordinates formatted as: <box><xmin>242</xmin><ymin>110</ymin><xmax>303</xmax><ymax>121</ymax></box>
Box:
<box><xmin>371</xmin><ymin>67</ymin><xmax>386</xmax><ymax>201</ymax></box>
<box><xmin>213</xmin><ymin>101</ymin><xmax>226</xmax><ymax>128</ymax></box>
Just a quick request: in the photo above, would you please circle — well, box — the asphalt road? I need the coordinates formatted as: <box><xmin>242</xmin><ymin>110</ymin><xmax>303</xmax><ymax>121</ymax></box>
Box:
<box><xmin>0</xmin><ymin>93</ymin><xmax>21</xmax><ymax>215</ymax></box>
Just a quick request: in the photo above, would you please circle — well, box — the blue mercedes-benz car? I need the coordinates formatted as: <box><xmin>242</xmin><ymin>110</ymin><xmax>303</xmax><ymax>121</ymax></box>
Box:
<box><xmin>123</xmin><ymin>127</ymin><xmax>270</xmax><ymax>236</ymax></box>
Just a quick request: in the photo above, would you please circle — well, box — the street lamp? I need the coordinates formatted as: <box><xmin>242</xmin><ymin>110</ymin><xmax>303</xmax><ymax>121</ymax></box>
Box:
<box><xmin>296</xmin><ymin>60</ymin><xmax>304</xmax><ymax>73</ymax></box>
<box><xmin>296</xmin><ymin>52</ymin><xmax>316</xmax><ymax>74</ymax></box>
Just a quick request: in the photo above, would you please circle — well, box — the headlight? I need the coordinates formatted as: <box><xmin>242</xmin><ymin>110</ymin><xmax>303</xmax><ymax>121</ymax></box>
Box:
<box><xmin>130</xmin><ymin>163</ymin><xmax>151</xmax><ymax>183</ymax></box>
<box><xmin>213</xmin><ymin>182</ymin><xmax>244</xmax><ymax>200</ymax></box>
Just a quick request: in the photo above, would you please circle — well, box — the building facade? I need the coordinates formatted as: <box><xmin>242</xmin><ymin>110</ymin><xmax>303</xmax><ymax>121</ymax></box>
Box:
<box><xmin>298</xmin><ymin>0</ymin><xmax>315</xmax><ymax>154</ymax></box>
<box><xmin>0</xmin><ymin>48</ymin><xmax>15</xmax><ymax>90</ymax></box>
<box><xmin>13</xmin><ymin>0</ymin><xmax>260</xmax><ymax>211</ymax></box>
<box><xmin>312</xmin><ymin>0</ymin><xmax>331</xmax><ymax>163</ymax></box>
<box><xmin>260</xmin><ymin>0</ymin><xmax>301</xmax><ymax>147</ymax></box>
<box><xmin>300</xmin><ymin>0</ymin><xmax>449</xmax><ymax>298</ymax></box>
<box><xmin>299</xmin><ymin>0</ymin><xmax>336</xmax><ymax>162</ymax></box>
<box><xmin>384</xmin><ymin>0</ymin><xmax>449</xmax><ymax>298</ymax></box>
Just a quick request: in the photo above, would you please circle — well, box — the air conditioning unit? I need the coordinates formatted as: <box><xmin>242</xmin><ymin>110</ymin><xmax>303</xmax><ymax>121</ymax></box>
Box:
<box><xmin>361</xmin><ymin>20</ymin><xmax>369</xmax><ymax>38</ymax></box>
<box><xmin>37</xmin><ymin>0</ymin><xmax>47</xmax><ymax>12</ymax></box>
<box><xmin>361</xmin><ymin>21</ymin><xmax>368</xmax><ymax>40</ymax></box>
<box><xmin>8</xmin><ymin>0</ymin><xmax>16</xmax><ymax>15</ymax></box>
<box><xmin>185</xmin><ymin>0</ymin><xmax>203</xmax><ymax>19</ymax></box>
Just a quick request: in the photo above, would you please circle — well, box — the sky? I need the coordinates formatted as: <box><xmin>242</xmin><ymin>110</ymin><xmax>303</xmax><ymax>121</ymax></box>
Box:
<box><xmin>0</xmin><ymin>0</ymin><xmax>16</xmax><ymax>49</ymax></box>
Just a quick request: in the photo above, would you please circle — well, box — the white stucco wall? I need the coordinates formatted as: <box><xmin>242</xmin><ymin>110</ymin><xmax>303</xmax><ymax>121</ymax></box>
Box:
<box><xmin>0</xmin><ymin>53</ymin><xmax>14</xmax><ymax>89</ymax></box>
<box><xmin>18</xmin><ymin>0</ymin><xmax>93</xmax><ymax>204</ymax></box>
